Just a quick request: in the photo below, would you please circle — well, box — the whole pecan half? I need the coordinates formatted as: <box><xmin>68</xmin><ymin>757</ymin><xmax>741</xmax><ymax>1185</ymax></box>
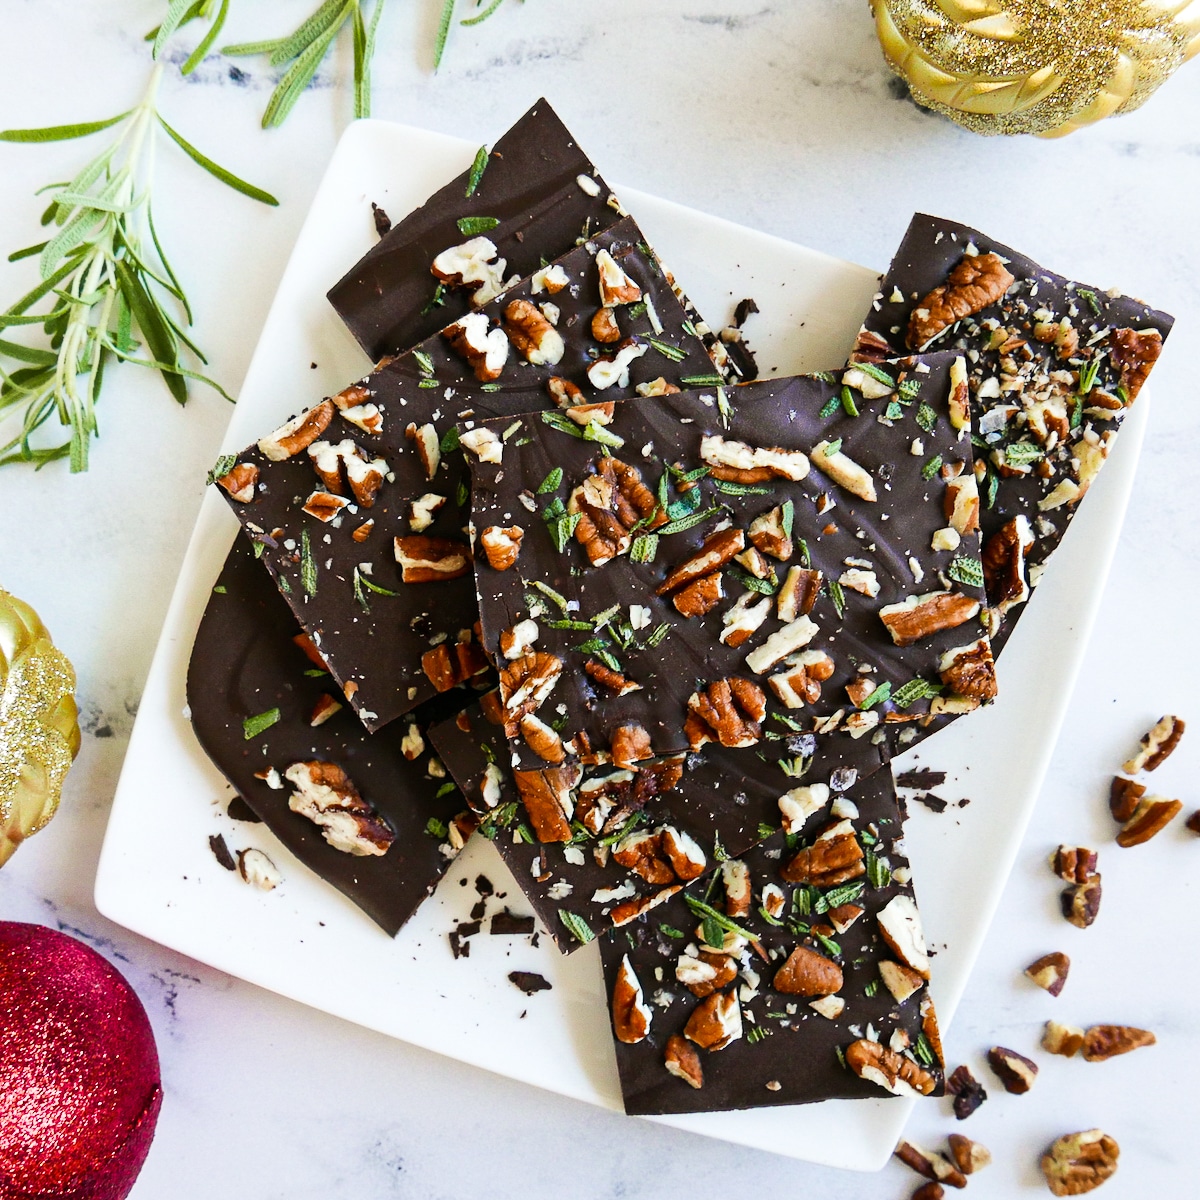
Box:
<box><xmin>906</xmin><ymin>252</ymin><xmax>1015</xmax><ymax>349</ymax></box>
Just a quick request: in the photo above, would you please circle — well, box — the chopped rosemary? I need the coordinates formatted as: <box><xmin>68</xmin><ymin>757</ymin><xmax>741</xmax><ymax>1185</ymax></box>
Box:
<box><xmin>242</xmin><ymin>707</ymin><xmax>280</xmax><ymax>740</ymax></box>
<box><xmin>465</xmin><ymin>145</ymin><xmax>489</xmax><ymax>196</ymax></box>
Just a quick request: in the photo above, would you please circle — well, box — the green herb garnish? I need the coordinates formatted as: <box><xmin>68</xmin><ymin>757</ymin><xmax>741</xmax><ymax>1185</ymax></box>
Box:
<box><xmin>537</xmin><ymin>466</ymin><xmax>563</xmax><ymax>494</ymax></box>
<box><xmin>839</xmin><ymin>386</ymin><xmax>859</xmax><ymax>417</ymax></box>
<box><xmin>456</xmin><ymin>215</ymin><xmax>500</xmax><ymax>237</ymax></box>
<box><xmin>464</xmin><ymin>144</ymin><xmax>489</xmax><ymax>196</ymax></box>
<box><xmin>819</xmin><ymin>395</ymin><xmax>840</xmax><ymax>418</ymax></box>
<box><xmin>242</xmin><ymin>707</ymin><xmax>280</xmax><ymax>740</ymax></box>
<box><xmin>300</xmin><ymin>528</ymin><xmax>318</xmax><ymax>598</ymax></box>
<box><xmin>921</xmin><ymin>454</ymin><xmax>943</xmax><ymax>480</ymax></box>
<box><xmin>948</xmin><ymin>555</ymin><xmax>984</xmax><ymax>588</ymax></box>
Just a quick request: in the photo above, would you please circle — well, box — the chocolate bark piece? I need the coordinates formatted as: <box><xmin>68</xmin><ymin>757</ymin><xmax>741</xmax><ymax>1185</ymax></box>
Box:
<box><xmin>855</xmin><ymin>214</ymin><xmax>1174</xmax><ymax>654</ymax></box>
<box><xmin>327</xmin><ymin>99</ymin><xmax>623</xmax><ymax>361</ymax></box>
<box><xmin>467</xmin><ymin>356</ymin><xmax>994</xmax><ymax>773</ymax></box>
<box><xmin>596</xmin><ymin>763</ymin><xmax>945</xmax><ymax>1114</ymax></box>
<box><xmin>186</xmin><ymin>537</ymin><xmax>472</xmax><ymax>936</ymax></box>
<box><xmin>217</xmin><ymin>217</ymin><xmax>718</xmax><ymax>733</ymax></box>
<box><xmin>428</xmin><ymin>694</ymin><xmax>888</xmax><ymax>954</ymax></box>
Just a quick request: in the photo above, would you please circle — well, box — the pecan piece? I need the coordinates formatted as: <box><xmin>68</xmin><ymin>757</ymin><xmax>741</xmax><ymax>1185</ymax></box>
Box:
<box><xmin>811</xmin><ymin>440</ymin><xmax>877</xmax><ymax>501</ymax></box>
<box><xmin>772</xmin><ymin>945</ymin><xmax>843</xmax><ymax>996</ymax></box>
<box><xmin>1025</xmin><ymin>951</ymin><xmax>1070</xmax><ymax>997</ymax></box>
<box><xmin>591</xmin><ymin>306</ymin><xmax>621</xmax><ymax>343</ymax></box>
<box><xmin>1061</xmin><ymin>874</ymin><xmax>1102</xmax><ymax>928</ymax></box>
<box><xmin>612</xmin><ymin>829</ymin><xmax>675</xmax><ymax>885</ymax></box>
<box><xmin>1042</xmin><ymin>1020</ymin><xmax>1085</xmax><ymax>1058</ymax></box>
<box><xmin>609</xmin><ymin>885</ymin><xmax>681</xmax><ymax>927</ymax></box>
<box><xmin>699</xmin><ymin>433</ymin><xmax>809</xmax><ymax>483</ymax></box>
<box><xmin>421</xmin><ymin>638</ymin><xmax>489</xmax><ymax>693</ymax></box>
<box><xmin>479</xmin><ymin>525</ymin><xmax>523</xmax><ymax>571</ymax></box>
<box><xmin>776</xmin><ymin>566</ymin><xmax>822</xmax><ymax>622</ymax></box>
<box><xmin>906</xmin><ymin>252</ymin><xmax>1015</xmax><ymax>349</ymax></box>
<box><xmin>442</xmin><ymin>311</ymin><xmax>509</xmax><ymax>382</ymax></box>
<box><xmin>982</xmin><ymin>515</ymin><xmax>1033</xmax><ymax>616</ymax></box>
<box><xmin>745</xmin><ymin>616</ymin><xmax>821</xmax><ymax>674</ymax></box>
<box><xmin>302</xmin><ymin>490</ymin><xmax>349</xmax><ymax>523</ymax></box>
<box><xmin>721</xmin><ymin>858</ymin><xmax>751</xmax><ymax>918</ymax></box>
<box><xmin>546</xmin><ymin>375</ymin><xmax>584</xmax><ymax>408</ymax></box>
<box><xmin>1051</xmin><ymin>845</ymin><xmax>1098</xmax><ymax>885</ymax></box>
<box><xmin>1108</xmin><ymin>776</ymin><xmax>1145</xmax><ymax>823</ymax></box>
<box><xmin>895</xmin><ymin>1142</ymin><xmax>967</xmax><ymax>1189</ymax></box>
<box><xmin>939</xmin><ymin>638</ymin><xmax>997</xmax><ymax>702</ymax></box>
<box><xmin>1123</xmin><ymin>713</ymin><xmax>1185</xmax><ymax>773</ymax></box>
<box><xmin>780</xmin><ymin>819</ymin><xmax>864</xmax><ymax>887</ymax></box>
<box><xmin>944</xmin><ymin>473</ymin><xmax>979</xmax><ymax>535</ymax></box>
<box><xmin>394</xmin><ymin>535</ymin><xmax>471</xmax><ymax>583</ymax></box>
<box><xmin>571</xmin><ymin>456</ymin><xmax>662</xmax><ymax>566</ymax></box>
<box><xmin>768</xmin><ymin>649</ymin><xmax>834</xmax><ymax>708</ymax></box>
<box><xmin>676</xmin><ymin>950</ymin><xmax>738</xmax><ymax>999</ymax></box>
<box><xmin>215</xmin><ymin>461</ymin><xmax>258</xmax><ymax>502</ymax></box>
<box><xmin>498</xmin><ymin>618</ymin><xmax>538</xmax><ymax>661</ymax></box>
<box><xmin>876</xmin><ymin>893</ymin><xmax>930</xmax><ymax>979</ymax></box>
<box><xmin>657</xmin><ymin>528</ymin><xmax>745</xmax><ymax>596</ymax></box>
<box><xmin>748</xmin><ymin>505</ymin><xmax>793</xmax><ymax>561</ymax></box>
<box><xmin>947</xmin><ymin>1065</ymin><xmax>988</xmax><ymax>1121</ymax></box>
<box><xmin>512</xmin><ymin>764</ymin><xmax>579</xmax><ymax>842</ymax></box>
<box><xmin>596</xmin><ymin>248</ymin><xmax>642</xmax><ymax>306</ymax></box>
<box><xmin>257</xmin><ymin>400</ymin><xmax>334</xmax><ymax>461</ymax></box>
<box><xmin>947</xmin><ymin>1133</ymin><xmax>991</xmax><ymax>1174</ymax></box>
<box><xmin>847</xmin><ymin>1041</ymin><xmax>938</xmax><ymax>1097</ymax></box>
<box><xmin>848</xmin><ymin>326</ymin><xmax>891</xmax><ymax>364</ymax></box>
<box><xmin>879</xmin><ymin>591</ymin><xmax>980</xmax><ymax>647</ymax></box>
<box><xmin>284</xmin><ymin>761</ymin><xmax>393</xmax><ymax>856</ymax></box>
<box><xmin>685</xmin><ymin>678</ymin><xmax>766</xmax><ymax>749</ymax></box>
<box><xmin>878</xmin><ymin>959</ymin><xmax>925</xmax><ymax>1004</ymax></box>
<box><xmin>683</xmin><ymin>991</ymin><xmax>742</xmax><ymax>1051</ymax></box>
<box><xmin>1081</xmin><ymin>1024</ymin><xmax>1155</xmax><ymax>1062</ymax></box>
<box><xmin>663</xmin><ymin>1034</ymin><xmax>703</xmax><ymax>1088</ymax></box>
<box><xmin>309</xmin><ymin>438</ymin><xmax>388</xmax><ymax>507</ymax></box>
<box><xmin>587</xmin><ymin>338</ymin><xmax>647</xmax><ymax>389</ymax></box>
<box><xmin>518</xmin><ymin>714</ymin><xmax>565</xmax><ymax>764</ymax></box>
<box><xmin>584</xmin><ymin>659</ymin><xmax>641</xmax><ymax>696</ymax></box>
<box><xmin>405</xmin><ymin>421</ymin><xmax>440</xmax><ymax>481</ymax></box>
<box><xmin>1040</xmin><ymin>1129</ymin><xmax>1119</xmax><ymax>1196</ymax></box>
<box><xmin>611</xmin><ymin>955</ymin><xmax>651</xmax><ymax>1044</ymax></box>
<box><xmin>503</xmin><ymin>298</ymin><xmax>565</xmax><ymax>365</ymax></box>
<box><xmin>719</xmin><ymin>593</ymin><xmax>771</xmax><ymax>648</ymax></box>
<box><xmin>310</xmin><ymin>694</ymin><xmax>343</xmax><ymax>727</ymax></box>
<box><xmin>1108</xmin><ymin>327</ymin><xmax>1162</xmax><ymax>402</ymax></box>
<box><xmin>430</xmin><ymin>236</ymin><xmax>507</xmax><ymax>306</ymax></box>
<box><xmin>409</xmin><ymin>493</ymin><xmax>445</xmax><ymax>532</ymax></box>
<box><xmin>498</xmin><ymin>652</ymin><xmax>563</xmax><ymax>736</ymax></box>
<box><xmin>1116</xmin><ymin>795</ymin><xmax>1182</xmax><ymax>846</ymax></box>
<box><xmin>331</xmin><ymin>381</ymin><xmax>381</xmax><ymax>436</ymax></box>
<box><xmin>671</xmin><ymin>572</ymin><xmax>724</xmax><ymax>618</ymax></box>
<box><xmin>611</xmin><ymin>723</ymin><xmax>653</xmax><ymax>769</ymax></box>
<box><xmin>986</xmin><ymin>1045</ymin><xmax>1037</xmax><ymax>1094</ymax></box>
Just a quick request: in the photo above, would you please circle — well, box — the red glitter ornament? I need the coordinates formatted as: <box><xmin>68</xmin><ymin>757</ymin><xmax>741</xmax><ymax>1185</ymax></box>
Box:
<box><xmin>0</xmin><ymin>923</ymin><xmax>162</xmax><ymax>1200</ymax></box>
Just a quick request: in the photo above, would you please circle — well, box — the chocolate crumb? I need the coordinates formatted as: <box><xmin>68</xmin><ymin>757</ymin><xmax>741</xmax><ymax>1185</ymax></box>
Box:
<box><xmin>896</xmin><ymin>769</ymin><xmax>947</xmax><ymax>790</ymax></box>
<box><xmin>469</xmin><ymin>899</ymin><xmax>488</xmax><ymax>921</ymax></box>
<box><xmin>475</xmin><ymin>874</ymin><xmax>494</xmax><ymax>897</ymax></box>
<box><xmin>508</xmin><ymin>971</ymin><xmax>552</xmax><ymax>996</ymax></box>
<box><xmin>371</xmin><ymin>202</ymin><xmax>391</xmax><ymax>237</ymax></box>
<box><xmin>490</xmin><ymin>908</ymin><xmax>536</xmax><ymax>937</ymax></box>
<box><xmin>733</xmin><ymin>297</ymin><xmax>760</xmax><ymax>327</ymax></box>
<box><xmin>957</xmin><ymin>798</ymin><xmax>971</xmax><ymax>808</ymax></box>
<box><xmin>913</xmin><ymin>792</ymin><xmax>948</xmax><ymax>814</ymax></box>
<box><xmin>226</xmin><ymin>796</ymin><xmax>262</xmax><ymax>823</ymax></box>
<box><xmin>208</xmin><ymin>833</ymin><xmax>237</xmax><ymax>871</ymax></box>
<box><xmin>449</xmin><ymin>920</ymin><xmax>482</xmax><ymax>959</ymax></box>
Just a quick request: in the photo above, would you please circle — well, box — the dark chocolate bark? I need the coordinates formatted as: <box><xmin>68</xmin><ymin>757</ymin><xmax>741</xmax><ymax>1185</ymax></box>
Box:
<box><xmin>327</xmin><ymin>99</ymin><xmax>621</xmax><ymax>361</ymax></box>
<box><xmin>467</xmin><ymin>357</ymin><xmax>995</xmax><ymax>774</ymax></box>
<box><xmin>216</xmin><ymin>218</ymin><xmax>719</xmax><ymax>732</ymax></box>
<box><xmin>428</xmin><ymin>696</ymin><xmax>887</xmax><ymax>955</ymax></box>
<box><xmin>186</xmin><ymin>537</ymin><xmax>472</xmax><ymax>936</ymax></box>
<box><xmin>855</xmin><ymin>213</ymin><xmax>1173</xmax><ymax>654</ymax></box>
<box><xmin>598</xmin><ymin>765</ymin><xmax>946</xmax><ymax>1114</ymax></box>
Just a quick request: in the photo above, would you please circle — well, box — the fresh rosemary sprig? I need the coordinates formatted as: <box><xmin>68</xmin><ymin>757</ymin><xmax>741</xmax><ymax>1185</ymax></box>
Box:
<box><xmin>0</xmin><ymin>55</ymin><xmax>276</xmax><ymax>471</ymax></box>
<box><xmin>224</xmin><ymin>0</ymin><xmax>388</xmax><ymax>126</ymax></box>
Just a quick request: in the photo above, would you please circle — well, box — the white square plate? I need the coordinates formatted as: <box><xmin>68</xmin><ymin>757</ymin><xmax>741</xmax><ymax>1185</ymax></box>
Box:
<box><xmin>94</xmin><ymin>118</ymin><xmax>1147</xmax><ymax>1171</ymax></box>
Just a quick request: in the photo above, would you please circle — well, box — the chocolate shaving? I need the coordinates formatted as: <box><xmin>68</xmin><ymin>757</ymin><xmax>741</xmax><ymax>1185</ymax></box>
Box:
<box><xmin>490</xmin><ymin>909</ymin><xmax>537</xmax><ymax>936</ymax></box>
<box><xmin>208</xmin><ymin>833</ymin><xmax>237</xmax><ymax>871</ymax></box>
<box><xmin>895</xmin><ymin>769</ymin><xmax>947</xmax><ymax>790</ymax></box>
<box><xmin>508</xmin><ymin>971</ymin><xmax>553</xmax><ymax>996</ymax></box>
<box><xmin>913</xmin><ymin>792</ymin><xmax>948</xmax><ymax>814</ymax></box>
<box><xmin>449</xmin><ymin>920</ymin><xmax>481</xmax><ymax>959</ymax></box>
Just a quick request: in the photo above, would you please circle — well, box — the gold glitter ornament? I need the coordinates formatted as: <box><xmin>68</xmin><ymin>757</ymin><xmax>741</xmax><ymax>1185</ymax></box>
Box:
<box><xmin>873</xmin><ymin>0</ymin><xmax>1200</xmax><ymax>136</ymax></box>
<box><xmin>0</xmin><ymin>588</ymin><xmax>79</xmax><ymax>865</ymax></box>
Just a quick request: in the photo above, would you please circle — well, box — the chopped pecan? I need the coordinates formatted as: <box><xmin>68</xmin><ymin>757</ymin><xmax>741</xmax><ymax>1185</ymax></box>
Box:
<box><xmin>479</xmin><ymin>525</ymin><xmax>523</xmax><ymax>571</ymax></box>
<box><xmin>1042</xmin><ymin>1020</ymin><xmax>1085</xmax><ymax>1058</ymax></box>
<box><xmin>676</xmin><ymin>951</ymin><xmax>738</xmax><ymax>998</ymax></box>
<box><xmin>912</xmin><ymin>1185</ymin><xmax>945</xmax><ymax>1200</ymax></box>
<box><xmin>661</xmin><ymin>825</ymin><xmax>706</xmax><ymax>880</ymax></box>
<box><xmin>611</xmin><ymin>723</ymin><xmax>653</xmax><ymax>769</ymax></box>
<box><xmin>519</xmin><ymin>714</ymin><xmax>565</xmax><ymax>764</ymax></box>
<box><xmin>609</xmin><ymin>884</ymin><xmax>681</xmax><ymax>927</ymax></box>
<box><xmin>879</xmin><ymin>591</ymin><xmax>980</xmax><ymax>647</ymax></box>
<box><xmin>503</xmin><ymin>298</ymin><xmax>565</xmax><ymax>365</ymax></box>
<box><xmin>546</xmin><ymin>375</ymin><xmax>584</xmax><ymax>408</ymax></box>
<box><xmin>683</xmin><ymin>991</ymin><xmax>742</xmax><ymax>1051</ymax></box>
<box><xmin>257</xmin><ymin>400</ymin><xmax>334</xmax><ymax>461</ymax></box>
<box><xmin>1116</xmin><ymin>795</ymin><xmax>1182</xmax><ymax>846</ymax></box>
<box><xmin>827</xmin><ymin>902</ymin><xmax>863</xmax><ymax>934</ymax></box>
<box><xmin>584</xmin><ymin>659</ymin><xmax>641</xmax><ymax>695</ymax></box>
<box><xmin>895</xmin><ymin>1141</ymin><xmax>966</xmax><ymax>1188</ymax></box>
<box><xmin>430</xmin><ymin>236</ymin><xmax>507</xmax><ymax>306</ymax></box>
<box><xmin>778</xmin><ymin>782</ymin><xmax>831</xmax><ymax>834</ymax></box>
<box><xmin>699</xmin><ymin>434</ymin><xmax>810</xmax><ymax>484</ymax></box>
<box><xmin>947</xmin><ymin>1066</ymin><xmax>988</xmax><ymax>1121</ymax></box>
<box><xmin>848</xmin><ymin>326</ymin><xmax>891</xmax><ymax>364</ymax></box>
<box><xmin>406</xmin><ymin>422</ymin><xmax>440</xmax><ymax>481</ymax></box>
<box><xmin>987</xmin><ymin>1045</ymin><xmax>1038</xmax><ymax>1094</ymax></box>
<box><xmin>1061</xmin><ymin>874</ymin><xmax>1102</xmax><ymax>928</ymax></box>
<box><xmin>907</xmin><ymin>252</ymin><xmax>1015</xmax><ymax>349</ymax></box>
<box><xmin>513</xmin><ymin>764</ymin><xmax>579</xmax><ymax>842</ymax></box>
<box><xmin>947</xmin><ymin>354</ymin><xmax>971</xmax><ymax>434</ymax></box>
<box><xmin>1123</xmin><ymin>714</ymin><xmax>1185</xmax><ymax>773</ymax></box>
<box><xmin>721</xmin><ymin>858</ymin><xmax>751</xmax><ymax>918</ymax></box>
<box><xmin>780</xmin><ymin>819</ymin><xmax>864</xmax><ymax>887</ymax></box>
<box><xmin>947</xmin><ymin>1133</ymin><xmax>991</xmax><ymax>1174</ymax></box>
<box><xmin>284</xmin><ymin>761</ymin><xmax>394</xmax><ymax>856</ymax></box>
<box><xmin>748</xmin><ymin>505</ymin><xmax>793</xmax><ymax>561</ymax></box>
<box><xmin>421</xmin><ymin>637</ymin><xmax>489</xmax><ymax>693</ymax></box>
<box><xmin>1026</xmin><ymin>951</ymin><xmax>1070</xmax><ymax>997</ymax></box>
<box><xmin>982</xmin><ymin>515</ymin><xmax>1033</xmax><ymax>616</ymax></box>
<box><xmin>302</xmin><ymin>490</ymin><xmax>349</xmax><ymax>522</ymax></box>
<box><xmin>611</xmin><ymin>955</ymin><xmax>651</xmax><ymax>1044</ymax></box>
<box><xmin>596</xmin><ymin>248</ymin><xmax>642</xmax><ymax>306</ymax></box>
<box><xmin>498</xmin><ymin>618</ymin><xmax>538</xmax><ymax>660</ymax></box>
<box><xmin>613</xmin><ymin>829</ymin><xmax>675</xmax><ymax>885</ymax></box>
<box><xmin>1108</xmin><ymin>327</ymin><xmax>1162</xmax><ymax>402</ymax></box>
<box><xmin>939</xmin><ymin>639</ymin><xmax>998</xmax><ymax>701</ymax></box>
<box><xmin>847</xmin><ymin>1041</ymin><xmax>938</xmax><ymax>1097</ymax></box>
<box><xmin>685</xmin><ymin>678</ymin><xmax>766</xmax><ymax>749</ymax></box>
<box><xmin>591</xmin><ymin>306</ymin><xmax>621</xmax><ymax>343</ymax></box>
<box><xmin>442</xmin><ymin>311</ymin><xmax>509</xmax><ymax>382</ymax></box>
<box><xmin>215</xmin><ymin>461</ymin><xmax>258</xmax><ymax>502</ymax></box>
<box><xmin>657</xmin><ymin>528</ymin><xmax>746</xmax><ymax>596</ymax></box>
<box><xmin>811</xmin><ymin>441</ymin><xmax>877</xmax><ymax>501</ymax></box>
<box><xmin>772</xmin><ymin>945</ymin><xmax>843</xmax><ymax>996</ymax></box>
<box><xmin>745</xmin><ymin>616</ymin><xmax>821</xmax><ymax>674</ymax></box>
<box><xmin>565</xmin><ymin>399</ymin><xmax>616</xmax><ymax>427</ymax></box>
<box><xmin>944</xmin><ymin>473</ymin><xmax>979</xmax><ymax>535</ymax></box>
<box><xmin>331</xmin><ymin>382</ymin><xmax>382</xmax><ymax>436</ymax></box>
<box><xmin>409</xmin><ymin>493</ymin><xmax>446</xmax><ymax>532</ymax></box>
<box><xmin>878</xmin><ymin>959</ymin><xmax>925</xmax><ymax>1004</ymax></box>
<box><xmin>1082</xmin><ymin>1024</ymin><xmax>1155</xmax><ymax>1062</ymax></box>
<box><xmin>309</xmin><ymin>438</ymin><xmax>388</xmax><ymax>507</ymax></box>
<box><xmin>664</xmin><ymin>1034</ymin><xmax>703</xmax><ymax>1088</ymax></box>
<box><xmin>352</xmin><ymin>519</ymin><xmax>374</xmax><ymax>542</ymax></box>
<box><xmin>1109</xmin><ymin>776</ymin><xmax>1145</xmax><ymax>823</ymax></box>
<box><xmin>309</xmin><ymin>694</ymin><xmax>343</xmax><ymax>727</ymax></box>
<box><xmin>671</xmin><ymin>572</ymin><xmax>724</xmax><ymax>618</ymax></box>
<box><xmin>1051</xmin><ymin>845</ymin><xmax>1098</xmax><ymax>884</ymax></box>
<box><xmin>587</xmin><ymin>338</ymin><xmax>648</xmax><ymax>389</ymax></box>
<box><xmin>394</xmin><ymin>535</ymin><xmax>471</xmax><ymax>583</ymax></box>
<box><xmin>292</xmin><ymin>632</ymin><xmax>326</xmax><ymax>667</ymax></box>
<box><xmin>1040</xmin><ymin>1129</ymin><xmax>1119</xmax><ymax>1197</ymax></box>
<box><xmin>719</xmin><ymin>592</ymin><xmax>771</xmax><ymax>648</ymax></box>
<box><xmin>498</xmin><ymin>652</ymin><xmax>563</xmax><ymax>736</ymax></box>
<box><xmin>768</xmin><ymin>649</ymin><xmax>834</xmax><ymax>709</ymax></box>
<box><xmin>876</xmin><ymin>893</ymin><xmax>930</xmax><ymax>979</ymax></box>
<box><xmin>572</xmin><ymin>457</ymin><xmax>662</xmax><ymax>566</ymax></box>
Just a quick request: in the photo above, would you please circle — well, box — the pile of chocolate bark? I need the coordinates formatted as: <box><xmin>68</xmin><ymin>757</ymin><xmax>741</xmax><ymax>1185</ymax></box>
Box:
<box><xmin>189</xmin><ymin>100</ymin><xmax>1172</xmax><ymax>1116</ymax></box>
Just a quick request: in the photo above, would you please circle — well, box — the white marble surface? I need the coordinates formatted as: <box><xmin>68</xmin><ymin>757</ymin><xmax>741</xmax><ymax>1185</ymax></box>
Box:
<box><xmin>1</xmin><ymin>1</ymin><xmax>1198</xmax><ymax>1195</ymax></box>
